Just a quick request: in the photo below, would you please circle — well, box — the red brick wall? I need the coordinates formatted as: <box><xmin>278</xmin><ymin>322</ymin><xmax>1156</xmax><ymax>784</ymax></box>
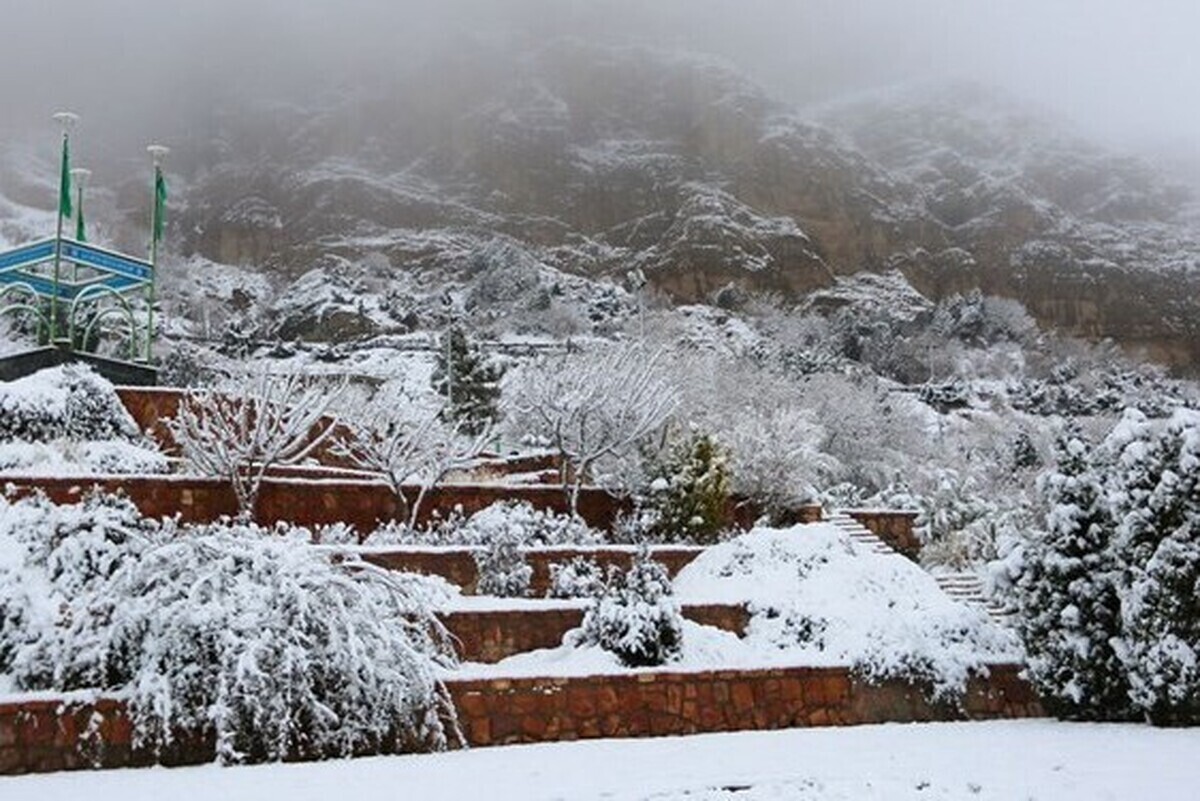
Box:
<box><xmin>0</xmin><ymin>476</ymin><xmax>633</xmax><ymax>533</ymax></box>
<box><xmin>447</xmin><ymin>663</ymin><xmax>1042</xmax><ymax>746</ymax></box>
<box><xmin>0</xmin><ymin>664</ymin><xmax>1042</xmax><ymax>774</ymax></box>
<box><xmin>0</xmin><ymin>697</ymin><xmax>149</xmax><ymax>774</ymax></box>
<box><xmin>441</xmin><ymin>603</ymin><xmax>749</xmax><ymax>663</ymax></box>
<box><xmin>360</xmin><ymin>546</ymin><xmax>704</xmax><ymax>595</ymax></box>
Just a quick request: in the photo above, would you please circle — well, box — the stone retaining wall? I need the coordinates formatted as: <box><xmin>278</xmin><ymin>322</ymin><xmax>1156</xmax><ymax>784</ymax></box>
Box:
<box><xmin>446</xmin><ymin>663</ymin><xmax>1042</xmax><ymax>747</ymax></box>
<box><xmin>0</xmin><ymin>664</ymin><xmax>1043</xmax><ymax>774</ymax></box>
<box><xmin>361</xmin><ymin>546</ymin><xmax>704</xmax><ymax>595</ymax></box>
<box><xmin>442</xmin><ymin>603</ymin><xmax>749</xmax><ymax>663</ymax></box>
<box><xmin>0</xmin><ymin>476</ymin><xmax>633</xmax><ymax>533</ymax></box>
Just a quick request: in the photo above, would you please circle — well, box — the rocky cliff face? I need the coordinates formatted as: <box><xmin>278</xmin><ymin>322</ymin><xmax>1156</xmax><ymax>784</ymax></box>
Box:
<box><xmin>4</xmin><ymin>42</ymin><xmax>1197</xmax><ymax>370</ymax></box>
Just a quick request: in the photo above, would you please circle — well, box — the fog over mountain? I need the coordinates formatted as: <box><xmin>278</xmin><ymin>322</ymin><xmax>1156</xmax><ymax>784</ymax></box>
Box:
<box><xmin>1</xmin><ymin>1</ymin><xmax>1197</xmax><ymax>371</ymax></box>
<box><xmin>4</xmin><ymin>0</ymin><xmax>1199</xmax><ymax>158</ymax></box>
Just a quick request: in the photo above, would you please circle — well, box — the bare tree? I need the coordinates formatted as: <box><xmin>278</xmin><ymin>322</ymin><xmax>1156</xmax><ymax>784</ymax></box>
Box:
<box><xmin>503</xmin><ymin>343</ymin><xmax>678</xmax><ymax>512</ymax></box>
<box><xmin>332</xmin><ymin>387</ymin><xmax>490</xmax><ymax>528</ymax></box>
<box><xmin>169</xmin><ymin>372</ymin><xmax>347</xmax><ymax>519</ymax></box>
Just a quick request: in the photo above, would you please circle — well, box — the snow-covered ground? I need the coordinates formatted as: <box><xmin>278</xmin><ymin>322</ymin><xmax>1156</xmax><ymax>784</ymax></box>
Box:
<box><xmin>2</xmin><ymin>720</ymin><xmax>1195</xmax><ymax>800</ymax></box>
<box><xmin>454</xmin><ymin>525</ymin><xmax>1017</xmax><ymax>693</ymax></box>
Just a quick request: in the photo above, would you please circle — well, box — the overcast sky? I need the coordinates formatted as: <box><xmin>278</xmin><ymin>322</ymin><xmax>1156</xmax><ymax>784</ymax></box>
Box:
<box><xmin>2</xmin><ymin>1</ymin><xmax>1197</xmax><ymax>159</ymax></box>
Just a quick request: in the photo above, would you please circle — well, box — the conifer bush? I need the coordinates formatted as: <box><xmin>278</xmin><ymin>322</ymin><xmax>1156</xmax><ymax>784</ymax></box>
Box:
<box><xmin>1014</xmin><ymin>410</ymin><xmax>1200</xmax><ymax>725</ymax></box>
<box><xmin>578</xmin><ymin>551</ymin><xmax>683</xmax><ymax>667</ymax></box>
<box><xmin>643</xmin><ymin>431</ymin><xmax>731</xmax><ymax>543</ymax></box>
<box><xmin>431</xmin><ymin>326</ymin><xmax>504</xmax><ymax>436</ymax></box>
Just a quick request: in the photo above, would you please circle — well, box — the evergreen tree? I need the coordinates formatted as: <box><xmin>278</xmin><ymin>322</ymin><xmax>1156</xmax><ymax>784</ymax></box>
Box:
<box><xmin>1116</xmin><ymin>411</ymin><xmax>1200</xmax><ymax>725</ymax></box>
<box><xmin>431</xmin><ymin>326</ymin><xmax>504</xmax><ymax>436</ymax></box>
<box><xmin>643</xmin><ymin>431</ymin><xmax>731</xmax><ymax>544</ymax></box>
<box><xmin>1016</xmin><ymin>433</ymin><xmax>1133</xmax><ymax>720</ymax></box>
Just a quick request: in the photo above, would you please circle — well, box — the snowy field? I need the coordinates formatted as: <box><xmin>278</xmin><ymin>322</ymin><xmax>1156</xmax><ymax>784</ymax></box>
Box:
<box><xmin>3</xmin><ymin>721</ymin><xmax>1195</xmax><ymax>801</ymax></box>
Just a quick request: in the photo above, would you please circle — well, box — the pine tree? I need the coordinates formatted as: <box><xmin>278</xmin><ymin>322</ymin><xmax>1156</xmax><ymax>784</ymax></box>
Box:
<box><xmin>1016</xmin><ymin>433</ymin><xmax>1133</xmax><ymax>720</ymax></box>
<box><xmin>644</xmin><ymin>432</ymin><xmax>731</xmax><ymax>544</ymax></box>
<box><xmin>431</xmin><ymin>326</ymin><xmax>504</xmax><ymax>437</ymax></box>
<box><xmin>1116</xmin><ymin>411</ymin><xmax>1200</xmax><ymax>725</ymax></box>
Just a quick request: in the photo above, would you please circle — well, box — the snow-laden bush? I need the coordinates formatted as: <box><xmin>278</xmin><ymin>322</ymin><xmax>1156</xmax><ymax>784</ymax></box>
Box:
<box><xmin>0</xmin><ymin>365</ymin><xmax>142</xmax><ymax>443</ymax></box>
<box><xmin>0</xmin><ymin>439</ymin><xmax>170</xmax><ymax>475</ymax></box>
<box><xmin>674</xmin><ymin>525</ymin><xmax>1019</xmax><ymax>701</ymax></box>
<box><xmin>547</xmin><ymin>556</ymin><xmax>605</xmax><ymax>599</ymax></box>
<box><xmin>364</xmin><ymin>501</ymin><xmax>604</xmax><ymax>547</ymax></box>
<box><xmin>916</xmin><ymin>470</ymin><xmax>998</xmax><ymax>568</ymax></box>
<box><xmin>641</xmin><ymin>432</ymin><xmax>731</xmax><ymax>543</ymax></box>
<box><xmin>578</xmin><ymin>552</ymin><xmax>683</xmax><ymax>667</ymax></box>
<box><xmin>474</xmin><ymin>526</ymin><xmax>532</xmax><ymax>598</ymax></box>
<box><xmin>1013</xmin><ymin>410</ymin><xmax>1200</xmax><ymax>724</ymax></box>
<box><xmin>0</xmin><ymin>492</ymin><xmax>457</xmax><ymax>764</ymax></box>
<box><xmin>1108</xmin><ymin>410</ymin><xmax>1200</xmax><ymax>725</ymax></box>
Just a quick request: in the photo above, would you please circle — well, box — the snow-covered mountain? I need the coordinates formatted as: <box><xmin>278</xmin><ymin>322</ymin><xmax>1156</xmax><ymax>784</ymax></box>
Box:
<box><xmin>2</xmin><ymin>41</ymin><xmax>1197</xmax><ymax>370</ymax></box>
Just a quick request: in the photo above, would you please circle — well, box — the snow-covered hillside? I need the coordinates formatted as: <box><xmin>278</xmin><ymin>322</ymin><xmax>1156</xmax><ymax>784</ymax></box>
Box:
<box><xmin>1</xmin><ymin>42</ymin><xmax>1197</xmax><ymax>370</ymax></box>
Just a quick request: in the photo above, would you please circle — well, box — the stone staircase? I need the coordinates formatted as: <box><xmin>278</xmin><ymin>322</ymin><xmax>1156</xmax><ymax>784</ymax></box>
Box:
<box><xmin>825</xmin><ymin>510</ymin><xmax>903</xmax><ymax>557</ymax></box>
<box><xmin>826</xmin><ymin>510</ymin><xmax>1014</xmax><ymax>627</ymax></box>
<box><xmin>931</xmin><ymin>572</ymin><xmax>1016</xmax><ymax>627</ymax></box>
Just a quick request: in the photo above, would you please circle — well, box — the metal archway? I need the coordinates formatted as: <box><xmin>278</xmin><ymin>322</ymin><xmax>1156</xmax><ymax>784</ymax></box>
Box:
<box><xmin>68</xmin><ymin>284</ymin><xmax>140</xmax><ymax>359</ymax></box>
<box><xmin>0</xmin><ymin>283</ymin><xmax>52</xmax><ymax>341</ymax></box>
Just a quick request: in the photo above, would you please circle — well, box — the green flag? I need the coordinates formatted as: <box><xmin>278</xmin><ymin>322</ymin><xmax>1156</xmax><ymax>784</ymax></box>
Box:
<box><xmin>75</xmin><ymin>185</ymin><xmax>86</xmax><ymax>242</ymax></box>
<box><xmin>58</xmin><ymin>135</ymin><xmax>72</xmax><ymax>219</ymax></box>
<box><xmin>152</xmin><ymin>165</ymin><xmax>167</xmax><ymax>245</ymax></box>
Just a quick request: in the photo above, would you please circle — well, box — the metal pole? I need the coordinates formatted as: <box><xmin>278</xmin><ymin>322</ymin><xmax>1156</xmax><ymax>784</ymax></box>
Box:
<box><xmin>69</xmin><ymin>168</ymin><xmax>90</xmax><ymax>281</ymax></box>
<box><xmin>146</xmin><ymin>145</ymin><xmax>169</xmax><ymax>363</ymax></box>
<box><xmin>50</xmin><ymin>112</ymin><xmax>78</xmax><ymax>345</ymax></box>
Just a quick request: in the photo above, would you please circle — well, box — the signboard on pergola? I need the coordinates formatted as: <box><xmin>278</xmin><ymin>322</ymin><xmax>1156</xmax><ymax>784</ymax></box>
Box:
<box><xmin>0</xmin><ymin>114</ymin><xmax>166</xmax><ymax>363</ymax></box>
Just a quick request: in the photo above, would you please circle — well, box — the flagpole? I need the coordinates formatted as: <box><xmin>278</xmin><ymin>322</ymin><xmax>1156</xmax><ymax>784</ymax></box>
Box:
<box><xmin>146</xmin><ymin>144</ymin><xmax>169</xmax><ymax>363</ymax></box>
<box><xmin>69</xmin><ymin>167</ymin><xmax>90</xmax><ymax>271</ymax></box>
<box><xmin>50</xmin><ymin>111</ymin><xmax>78</xmax><ymax>345</ymax></box>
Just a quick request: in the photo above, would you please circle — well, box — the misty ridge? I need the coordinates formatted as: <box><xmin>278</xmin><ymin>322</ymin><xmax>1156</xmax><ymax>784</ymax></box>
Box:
<box><xmin>1</xmin><ymin>0</ymin><xmax>1198</xmax><ymax>373</ymax></box>
<box><xmin>3</xmin><ymin>0</ymin><xmax>1198</xmax><ymax>157</ymax></box>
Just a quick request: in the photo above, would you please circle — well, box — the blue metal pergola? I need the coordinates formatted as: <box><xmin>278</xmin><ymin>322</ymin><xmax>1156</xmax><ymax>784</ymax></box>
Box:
<box><xmin>0</xmin><ymin>115</ymin><xmax>165</xmax><ymax>366</ymax></box>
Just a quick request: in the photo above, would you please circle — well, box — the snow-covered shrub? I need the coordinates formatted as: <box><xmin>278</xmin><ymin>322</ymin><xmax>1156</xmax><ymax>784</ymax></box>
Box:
<box><xmin>1108</xmin><ymin>410</ymin><xmax>1200</xmax><ymax>725</ymax></box>
<box><xmin>916</xmin><ymin>470</ymin><xmax>998</xmax><ymax>569</ymax></box>
<box><xmin>0</xmin><ymin>493</ymin><xmax>456</xmax><ymax>764</ymax></box>
<box><xmin>1014</xmin><ymin>433</ymin><xmax>1132</xmax><ymax>720</ymax></box>
<box><xmin>464</xmin><ymin>501</ymin><xmax>602</xmax><ymax>546</ymax></box>
<box><xmin>547</xmin><ymin>556</ymin><xmax>605</xmax><ymax>599</ymax></box>
<box><xmin>641</xmin><ymin>432</ymin><xmax>731</xmax><ymax>543</ymax></box>
<box><xmin>1014</xmin><ymin>411</ymin><xmax>1200</xmax><ymax>724</ymax></box>
<box><xmin>473</xmin><ymin>526</ymin><xmax>532</xmax><ymax>598</ymax></box>
<box><xmin>159</xmin><ymin>342</ymin><xmax>217</xmax><ymax>388</ymax></box>
<box><xmin>0</xmin><ymin>365</ymin><xmax>141</xmax><ymax>443</ymax></box>
<box><xmin>578</xmin><ymin>552</ymin><xmax>683</xmax><ymax>667</ymax></box>
<box><xmin>917</xmin><ymin>379</ymin><xmax>971</xmax><ymax>414</ymax></box>
<box><xmin>0</xmin><ymin>439</ymin><xmax>170</xmax><ymax>475</ymax></box>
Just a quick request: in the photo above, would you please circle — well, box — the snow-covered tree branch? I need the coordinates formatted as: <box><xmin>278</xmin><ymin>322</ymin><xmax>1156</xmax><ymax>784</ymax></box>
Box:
<box><xmin>169</xmin><ymin>372</ymin><xmax>347</xmax><ymax>518</ymax></box>
<box><xmin>503</xmin><ymin>343</ymin><xmax>678</xmax><ymax>512</ymax></box>
<box><xmin>332</xmin><ymin>386</ymin><xmax>490</xmax><ymax>528</ymax></box>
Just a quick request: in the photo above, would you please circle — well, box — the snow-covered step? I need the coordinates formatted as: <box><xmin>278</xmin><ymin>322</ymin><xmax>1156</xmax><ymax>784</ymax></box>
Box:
<box><xmin>824</xmin><ymin>512</ymin><xmax>903</xmax><ymax>557</ymax></box>
<box><xmin>933</xmin><ymin>572</ymin><xmax>1015</xmax><ymax>626</ymax></box>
